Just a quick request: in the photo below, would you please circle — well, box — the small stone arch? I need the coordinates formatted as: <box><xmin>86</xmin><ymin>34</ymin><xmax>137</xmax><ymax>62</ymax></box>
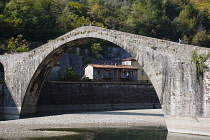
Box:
<box><xmin>0</xmin><ymin>62</ymin><xmax>4</xmax><ymax>82</ymax></box>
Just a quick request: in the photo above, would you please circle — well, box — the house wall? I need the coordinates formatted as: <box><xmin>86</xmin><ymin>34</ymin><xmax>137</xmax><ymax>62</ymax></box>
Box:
<box><xmin>122</xmin><ymin>60</ymin><xmax>132</xmax><ymax>65</ymax></box>
<box><xmin>92</xmin><ymin>68</ymin><xmax>138</xmax><ymax>81</ymax></box>
<box><xmin>93</xmin><ymin>68</ymin><xmax>99</xmax><ymax>80</ymax></box>
<box><xmin>132</xmin><ymin>70</ymin><xmax>138</xmax><ymax>81</ymax></box>
<box><xmin>132</xmin><ymin>61</ymin><xmax>150</xmax><ymax>81</ymax></box>
<box><xmin>84</xmin><ymin>65</ymin><xmax>93</xmax><ymax>79</ymax></box>
<box><xmin>122</xmin><ymin>60</ymin><xmax>149</xmax><ymax>81</ymax></box>
<box><xmin>93</xmin><ymin>68</ymin><xmax>119</xmax><ymax>80</ymax></box>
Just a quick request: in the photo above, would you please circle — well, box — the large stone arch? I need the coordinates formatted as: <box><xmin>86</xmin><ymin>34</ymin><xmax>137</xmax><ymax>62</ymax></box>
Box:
<box><xmin>20</xmin><ymin>28</ymin><xmax>172</xmax><ymax>117</ymax></box>
<box><xmin>21</xmin><ymin>37</ymin><xmax>165</xmax><ymax>117</ymax></box>
<box><xmin>0</xmin><ymin>26</ymin><xmax>210</xmax><ymax>135</ymax></box>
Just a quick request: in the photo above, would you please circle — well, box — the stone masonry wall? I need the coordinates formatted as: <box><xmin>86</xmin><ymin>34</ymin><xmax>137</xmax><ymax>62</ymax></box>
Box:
<box><xmin>203</xmin><ymin>69</ymin><xmax>210</xmax><ymax>117</ymax></box>
<box><xmin>38</xmin><ymin>82</ymin><xmax>159</xmax><ymax>106</ymax></box>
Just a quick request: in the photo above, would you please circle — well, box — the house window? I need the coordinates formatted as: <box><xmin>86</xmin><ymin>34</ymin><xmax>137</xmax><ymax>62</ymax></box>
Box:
<box><xmin>141</xmin><ymin>70</ymin><xmax>144</xmax><ymax>75</ymax></box>
<box><xmin>98</xmin><ymin>70</ymin><xmax>101</xmax><ymax>74</ymax></box>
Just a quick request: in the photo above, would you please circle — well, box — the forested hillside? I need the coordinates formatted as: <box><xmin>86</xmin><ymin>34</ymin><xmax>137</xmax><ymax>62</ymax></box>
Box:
<box><xmin>0</xmin><ymin>0</ymin><xmax>210</xmax><ymax>47</ymax></box>
<box><xmin>190</xmin><ymin>0</ymin><xmax>210</xmax><ymax>12</ymax></box>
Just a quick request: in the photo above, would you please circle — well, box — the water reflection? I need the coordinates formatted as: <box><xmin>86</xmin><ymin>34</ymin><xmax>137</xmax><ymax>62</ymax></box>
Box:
<box><xmin>27</xmin><ymin>127</ymin><xmax>168</xmax><ymax>140</ymax></box>
<box><xmin>2</xmin><ymin>128</ymin><xmax>210</xmax><ymax>140</ymax></box>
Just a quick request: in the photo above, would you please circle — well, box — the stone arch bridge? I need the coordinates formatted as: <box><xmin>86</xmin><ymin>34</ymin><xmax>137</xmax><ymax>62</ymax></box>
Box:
<box><xmin>0</xmin><ymin>26</ymin><xmax>210</xmax><ymax>136</ymax></box>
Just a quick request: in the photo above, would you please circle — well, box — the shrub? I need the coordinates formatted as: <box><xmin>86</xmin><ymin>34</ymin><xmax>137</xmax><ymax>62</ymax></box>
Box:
<box><xmin>1</xmin><ymin>34</ymin><xmax>30</xmax><ymax>53</ymax></box>
<box><xmin>61</xmin><ymin>67</ymin><xmax>80</xmax><ymax>81</ymax></box>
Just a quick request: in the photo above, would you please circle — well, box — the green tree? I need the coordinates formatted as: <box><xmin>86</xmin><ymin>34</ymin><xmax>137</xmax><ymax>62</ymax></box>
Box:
<box><xmin>4</xmin><ymin>0</ymin><xmax>58</xmax><ymax>42</ymax></box>
<box><xmin>125</xmin><ymin>0</ymin><xmax>164</xmax><ymax>37</ymax></box>
<box><xmin>67</xmin><ymin>1</ymin><xmax>87</xmax><ymax>16</ymax></box>
<box><xmin>1</xmin><ymin>34</ymin><xmax>30</xmax><ymax>53</ymax></box>
<box><xmin>0</xmin><ymin>0</ymin><xmax>9</xmax><ymax>13</ymax></box>
<box><xmin>0</xmin><ymin>0</ymin><xmax>209</xmax><ymax>48</ymax></box>
<box><xmin>61</xmin><ymin>67</ymin><xmax>80</xmax><ymax>81</ymax></box>
<box><xmin>192</xmin><ymin>30</ymin><xmax>209</xmax><ymax>47</ymax></box>
<box><xmin>88</xmin><ymin>0</ymin><xmax>100</xmax><ymax>8</ymax></box>
<box><xmin>90</xmin><ymin>43</ymin><xmax>103</xmax><ymax>59</ymax></box>
<box><xmin>55</xmin><ymin>0</ymin><xmax>104</xmax><ymax>31</ymax></box>
<box><xmin>183</xmin><ymin>35</ymin><xmax>191</xmax><ymax>44</ymax></box>
<box><xmin>0</xmin><ymin>13</ymin><xmax>12</xmax><ymax>38</ymax></box>
<box><xmin>197</xmin><ymin>9</ymin><xmax>210</xmax><ymax>31</ymax></box>
<box><xmin>177</xmin><ymin>4</ymin><xmax>198</xmax><ymax>37</ymax></box>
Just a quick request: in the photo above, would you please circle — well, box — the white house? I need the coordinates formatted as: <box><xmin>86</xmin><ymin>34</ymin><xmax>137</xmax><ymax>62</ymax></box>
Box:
<box><xmin>84</xmin><ymin>64</ymin><xmax>138</xmax><ymax>82</ymax></box>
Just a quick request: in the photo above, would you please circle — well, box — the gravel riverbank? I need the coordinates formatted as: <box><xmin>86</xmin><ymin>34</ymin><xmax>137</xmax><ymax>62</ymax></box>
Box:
<box><xmin>0</xmin><ymin>109</ymin><xmax>166</xmax><ymax>139</ymax></box>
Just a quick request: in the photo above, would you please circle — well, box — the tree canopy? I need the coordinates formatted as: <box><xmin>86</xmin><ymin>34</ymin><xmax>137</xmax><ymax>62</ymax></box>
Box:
<box><xmin>1</xmin><ymin>34</ymin><xmax>30</xmax><ymax>53</ymax></box>
<box><xmin>0</xmin><ymin>0</ymin><xmax>209</xmax><ymax>47</ymax></box>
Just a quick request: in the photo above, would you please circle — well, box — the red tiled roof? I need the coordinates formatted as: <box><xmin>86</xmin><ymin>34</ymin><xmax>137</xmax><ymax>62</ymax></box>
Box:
<box><xmin>88</xmin><ymin>64</ymin><xmax>138</xmax><ymax>69</ymax></box>
<box><xmin>121</xmin><ymin>57</ymin><xmax>136</xmax><ymax>61</ymax></box>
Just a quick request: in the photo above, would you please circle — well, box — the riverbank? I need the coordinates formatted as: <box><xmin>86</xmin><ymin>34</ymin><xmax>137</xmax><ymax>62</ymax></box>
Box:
<box><xmin>0</xmin><ymin>109</ymin><xmax>166</xmax><ymax>139</ymax></box>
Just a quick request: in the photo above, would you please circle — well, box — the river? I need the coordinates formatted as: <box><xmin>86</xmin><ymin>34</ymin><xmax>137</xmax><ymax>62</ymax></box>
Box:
<box><xmin>0</xmin><ymin>109</ymin><xmax>210</xmax><ymax>140</ymax></box>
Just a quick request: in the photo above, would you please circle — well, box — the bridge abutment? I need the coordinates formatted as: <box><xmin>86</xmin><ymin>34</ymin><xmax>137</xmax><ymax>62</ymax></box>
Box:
<box><xmin>203</xmin><ymin>68</ymin><xmax>210</xmax><ymax>117</ymax></box>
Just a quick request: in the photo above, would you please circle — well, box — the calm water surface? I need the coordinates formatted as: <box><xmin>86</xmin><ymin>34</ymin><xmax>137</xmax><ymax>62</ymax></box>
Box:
<box><xmin>30</xmin><ymin>127</ymin><xmax>167</xmax><ymax>140</ymax></box>
<box><xmin>12</xmin><ymin>126</ymin><xmax>210</xmax><ymax>140</ymax></box>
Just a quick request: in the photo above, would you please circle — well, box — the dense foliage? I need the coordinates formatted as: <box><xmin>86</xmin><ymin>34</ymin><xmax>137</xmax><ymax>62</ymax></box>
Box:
<box><xmin>90</xmin><ymin>43</ymin><xmax>103</xmax><ymax>59</ymax></box>
<box><xmin>1</xmin><ymin>34</ymin><xmax>30</xmax><ymax>53</ymax></box>
<box><xmin>0</xmin><ymin>0</ymin><xmax>210</xmax><ymax>47</ymax></box>
<box><xmin>61</xmin><ymin>67</ymin><xmax>80</xmax><ymax>81</ymax></box>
